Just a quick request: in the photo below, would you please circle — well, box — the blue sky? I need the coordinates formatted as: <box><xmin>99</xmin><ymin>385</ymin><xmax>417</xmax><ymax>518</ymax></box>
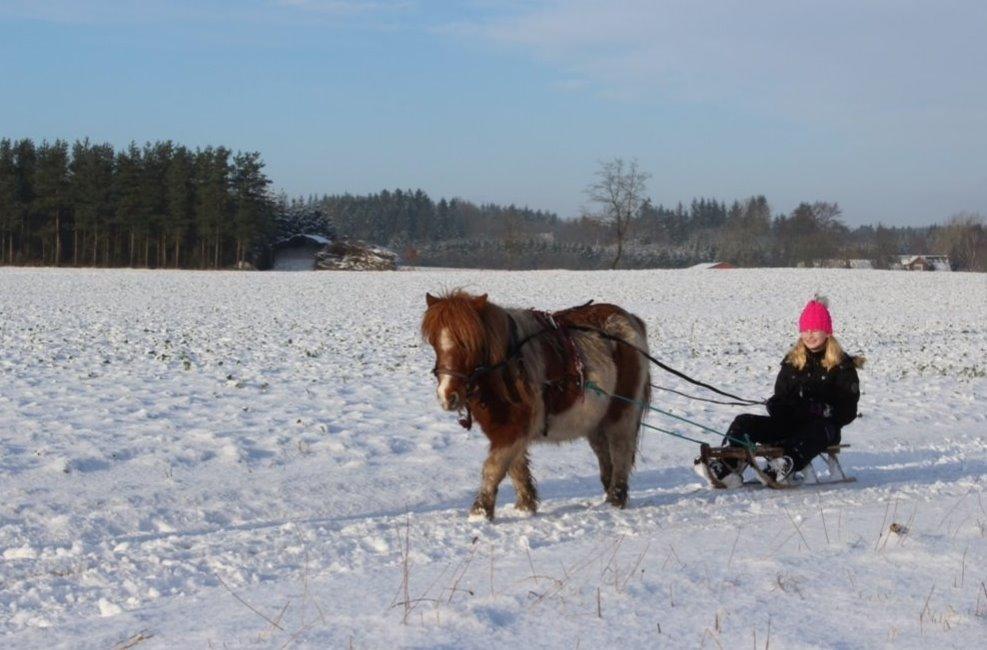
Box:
<box><xmin>2</xmin><ymin>0</ymin><xmax>985</xmax><ymax>226</ymax></box>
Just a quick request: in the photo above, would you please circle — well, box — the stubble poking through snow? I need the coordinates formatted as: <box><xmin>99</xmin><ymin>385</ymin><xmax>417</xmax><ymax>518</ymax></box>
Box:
<box><xmin>0</xmin><ymin>267</ymin><xmax>984</xmax><ymax>647</ymax></box>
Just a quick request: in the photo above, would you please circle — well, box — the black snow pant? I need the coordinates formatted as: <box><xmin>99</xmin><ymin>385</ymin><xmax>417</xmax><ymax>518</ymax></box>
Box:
<box><xmin>724</xmin><ymin>414</ymin><xmax>840</xmax><ymax>471</ymax></box>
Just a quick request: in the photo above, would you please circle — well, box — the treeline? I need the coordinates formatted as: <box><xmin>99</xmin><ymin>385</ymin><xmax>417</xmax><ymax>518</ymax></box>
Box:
<box><xmin>3</xmin><ymin>137</ymin><xmax>983</xmax><ymax>271</ymax></box>
<box><xmin>298</xmin><ymin>191</ymin><xmax>984</xmax><ymax>271</ymax></box>
<box><xmin>282</xmin><ymin>190</ymin><xmax>558</xmax><ymax>245</ymax></box>
<box><xmin>0</xmin><ymin>138</ymin><xmax>276</xmax><ymax>268</ymax></box>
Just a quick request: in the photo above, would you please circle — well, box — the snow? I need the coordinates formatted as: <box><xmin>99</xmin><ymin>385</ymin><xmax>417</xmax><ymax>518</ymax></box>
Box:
<box><xmin>275</xmin><ymin>233</ymin><xmax>332</xmax><ymax>247</ymax></box>
<box><xmin>0</xmin><ymin>266</ymin><xmax>984</xmax><ymax>648</ymax></box>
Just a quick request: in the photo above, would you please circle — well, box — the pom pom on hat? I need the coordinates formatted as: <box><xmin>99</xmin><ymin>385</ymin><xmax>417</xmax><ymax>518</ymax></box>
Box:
<box><xmin>799</xmin><ymin>294</ymin><xmax>833</xmax><ymax>334</ymax></box>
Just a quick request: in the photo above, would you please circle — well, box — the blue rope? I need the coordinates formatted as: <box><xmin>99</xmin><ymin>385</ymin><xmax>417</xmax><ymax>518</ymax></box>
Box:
<box><xmin>639</xmin><ymin>420</ymin><xmax>707</xmax><ymax>445</ymax></box>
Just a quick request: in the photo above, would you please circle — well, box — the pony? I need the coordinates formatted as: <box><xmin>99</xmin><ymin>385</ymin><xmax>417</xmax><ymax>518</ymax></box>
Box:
<box><xmin>421</xmin><ymin>290</ymin><xmax>651</xmax><ymax>521</ymax></box>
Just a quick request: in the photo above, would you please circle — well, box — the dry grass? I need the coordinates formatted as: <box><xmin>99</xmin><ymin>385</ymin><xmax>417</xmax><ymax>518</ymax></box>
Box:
<box><xmin>113</xmin><ymin>630</ymin><xmax>154</xmax><ymax>649</ymax></box>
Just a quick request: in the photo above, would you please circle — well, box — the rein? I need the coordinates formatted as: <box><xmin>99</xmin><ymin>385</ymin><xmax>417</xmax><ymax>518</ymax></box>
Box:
<box><xmin>434</xmin><ymin>301</ymin><xmax>766</xmax><ymax>433</ymax></box>
<box><xmin>433</xmin><ymin>312</ymin><xmax>546</xmax><ymax>430</ymax></box>
<box><xmin>564</xmin><ymin>324</ymin><xmax>765</xmax><ymax>407</ymax></box>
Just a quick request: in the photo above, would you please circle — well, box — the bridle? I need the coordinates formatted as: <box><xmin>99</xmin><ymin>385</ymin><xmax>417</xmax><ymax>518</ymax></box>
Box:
<box><xmin>428</xmin><ymin>298</ymin><xmax>764</xmax><ymax>432</ymax></box>
<box><xmin>430</xmin><ymin>314</ymin><xmax>529</xmax><ymax>429</ymax></box>
<box><xmin>429</xmin><ymin>307</ymin><xmax>594</xmax><ymax>431</ymax></box>
<box><xmin>430</xmin><ymin>361</ymin><xmax>494</xmax><ymax>429</ymax></box>
<box><xmin>431</xmin><ymin>366</ymin><xmax>471</xmax><ymax>381</ymax></box>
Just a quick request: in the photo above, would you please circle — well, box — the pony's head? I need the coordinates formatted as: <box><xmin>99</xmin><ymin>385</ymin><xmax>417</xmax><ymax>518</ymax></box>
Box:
<box><xmin>421</xmin><ymin>290</ymin><xmax>505</xmax><ymax>411</ymax></box>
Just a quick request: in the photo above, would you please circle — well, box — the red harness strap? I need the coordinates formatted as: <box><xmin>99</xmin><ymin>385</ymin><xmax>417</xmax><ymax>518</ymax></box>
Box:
<box><xmin>532</xmin><ymin>310</ymin><xmax>586</xmax><ymax>435</ymax></box>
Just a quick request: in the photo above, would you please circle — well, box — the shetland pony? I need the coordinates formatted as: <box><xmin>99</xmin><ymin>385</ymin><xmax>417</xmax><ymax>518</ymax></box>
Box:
<box><xmin>421</xmin><ymin>290</ymin><xmax>650</xmax><ymax>521</ymax></box>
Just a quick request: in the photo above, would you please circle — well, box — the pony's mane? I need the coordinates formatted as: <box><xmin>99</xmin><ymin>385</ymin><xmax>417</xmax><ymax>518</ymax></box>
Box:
<box><xmin>421</xmin><ymin>290</ymin><xmax>510</xmax><ymax>368</ymax></box>
<box><xmin>422</xmin><ymin>290</ymin><xmax>522</xmax><ymax>404</ymax></box>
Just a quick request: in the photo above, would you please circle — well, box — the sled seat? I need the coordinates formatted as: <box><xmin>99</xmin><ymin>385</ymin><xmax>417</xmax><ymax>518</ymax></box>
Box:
<box><xmin>704</xmin><ymin>444</ymin><xmax>848</xmax><ymax>462</ymax></box>
<box><xmin>700</xmin><ymin>443</ymin><xmax>854</xmax><ymax>490</ymax></box>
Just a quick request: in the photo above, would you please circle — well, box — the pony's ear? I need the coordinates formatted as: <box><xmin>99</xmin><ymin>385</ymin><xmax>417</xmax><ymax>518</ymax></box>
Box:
<box><xmin>426</xmin><ymin>293</ymin><xmax>438</xmax><ymax>307</ymax></box>
<box><xmin>474</xmin><ymin>293</ymin><xmax>488</xmax><ymax>309</ymax></box>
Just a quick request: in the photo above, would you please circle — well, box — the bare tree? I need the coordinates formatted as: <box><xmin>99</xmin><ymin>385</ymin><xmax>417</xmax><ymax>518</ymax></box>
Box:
<box><xmin>501</xmin><ymin>205</ymin><xmax>523</xmax><ymax>270</ymax></box>
<box><xmin>935</xmin><ymin>212</ymin><xmax>985</xmax><ymax>271</ymax></box>
<box><xmin>586</xmin><ymin>158</ymin><xmax>650</xmax><ymax>269</ymax></box>
<box><xmin>718</xmin><ymin>195</ymin><xmax>771</xmax><ymax>266</ymax></box>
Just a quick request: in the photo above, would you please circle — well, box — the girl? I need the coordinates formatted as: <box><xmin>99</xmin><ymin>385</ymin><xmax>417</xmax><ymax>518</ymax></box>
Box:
<box><xmin>697</xmin><ymin>296</ymin><xmax>864</xmax><ymax>488</ymax></box>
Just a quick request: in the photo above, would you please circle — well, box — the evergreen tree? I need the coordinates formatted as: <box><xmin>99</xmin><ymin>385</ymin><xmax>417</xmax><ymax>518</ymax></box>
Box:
<box><xmin>231</xmin><ymin>151</ymin><xmax>273</xmax><ymax>265</ymax></box>
<box><xmin>142</xmin><ymin>141</ymin><xmax>172</xmax><ymax>267</ymax></box>
<box><xmin>70</xmin><ymin>139</ymin><xmax>115</xmax><ymax>265</ymax></box>
<box><xmin>33</xmin><ymin>139</ymin><xmax>71</xmax><ymax>265</ymax></box>
<box><xmin>0</xmin><ymin>139</ymin><xmax>17</xmax><ymax>264</ymax></box>
<box><xmin>114</xmin><ymin>142</ymin><xmax>147</xmax><ymax>267</ymax></box>
<box><xmin>12</xmin><ymin>139</ymin><xmax>37</xmax><ymax>264</ymax></box>
<box><xmin>194</xmin><ymin>147</ymin><xmax>232</xmax><ymax>268</ymax></box>
<box><xmin>165</xmin><ymin>145</ymin><xmax>195</xmax><ymax>268</ymax></box>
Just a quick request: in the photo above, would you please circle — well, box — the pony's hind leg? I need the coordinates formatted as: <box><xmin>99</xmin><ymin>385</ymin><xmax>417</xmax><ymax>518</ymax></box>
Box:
<box><xmin>604</xmin><ymin>421</ymin><xmax>640</xmax><ymax>509</ymax></box>
<box><xmin>470</xmin><ymin>440</ymin><xmax>524</xmax><ymax>522</ymax></box>
<box><xmin>508</xmin><ymin>448</ymin><xmax>538</xmax><ymax>515</ymax></box>
<box><xmin>598</xmin><ymin>320</ymin><xmax>646</xmax><ymax>508</ymax></box>
<box><xmin>587</xmin><ymin>429</ymin><xmax>614</xmax><ymax>495</ymax></box>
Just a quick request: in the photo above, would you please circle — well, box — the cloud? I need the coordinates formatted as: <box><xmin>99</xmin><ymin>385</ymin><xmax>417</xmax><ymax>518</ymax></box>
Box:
<box><xmin>444</xmin><ymin>0</ymin><xmax>987</xmax><ymax>127</ymax></box>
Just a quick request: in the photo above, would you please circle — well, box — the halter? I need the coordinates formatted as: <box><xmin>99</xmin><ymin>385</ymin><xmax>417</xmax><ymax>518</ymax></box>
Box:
<box><xmin>431</xmin><ymin>315</ymin><xmax>527</xmax><ymax>430</ymax></box>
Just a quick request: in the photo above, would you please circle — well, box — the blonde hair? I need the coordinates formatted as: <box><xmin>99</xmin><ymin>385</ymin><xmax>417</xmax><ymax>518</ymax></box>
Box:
<box><xmin>785</xmin><ymin>336</ymin><xmax>846</xmax><ymax>371</ymax></box>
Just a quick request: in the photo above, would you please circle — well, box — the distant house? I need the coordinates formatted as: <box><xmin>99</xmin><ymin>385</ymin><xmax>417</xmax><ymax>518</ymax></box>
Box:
<box><xmin>688</xmin><ymin>261</ymin><xmax>736</xmax><ymax>270</ymax></box>
<box><xmin>272</xmin><ymin>234</ymin><xmax>332</xmax><ymax>271</ymax></box>
<box><xmin>894</xmin><ymin>255</ymin><xmax>952</xmax><ymax>272</ymax></box>
<box><xmin>847</xmin><ymin>259</ymin><xmax>874</xmax><ymax>270</ymax></box>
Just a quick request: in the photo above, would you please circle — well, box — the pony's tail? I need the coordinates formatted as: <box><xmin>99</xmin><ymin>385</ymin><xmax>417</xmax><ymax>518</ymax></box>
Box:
<box><xmin>635</xmin><ymin>373</ymin><xmax>651</xmax><ymax>462</ymax></box>
<box><xmin>630</xmin><ymin>315</ymin><xmax>651</xmax><ymax>464</ymax></box>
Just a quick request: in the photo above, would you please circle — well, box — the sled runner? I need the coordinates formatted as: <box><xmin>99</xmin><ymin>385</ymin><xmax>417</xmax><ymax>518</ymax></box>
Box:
<box><xmin>697</xmin><ymin>443</ymin><xmax>855</xmax><ymax>490</ymax></box>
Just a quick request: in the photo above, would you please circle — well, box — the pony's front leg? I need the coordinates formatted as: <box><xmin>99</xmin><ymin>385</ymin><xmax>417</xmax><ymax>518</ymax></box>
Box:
<box><xmin>469</xmin><ymin>441</ymin><xmax>522</xmax><ymax>522</ymax></box>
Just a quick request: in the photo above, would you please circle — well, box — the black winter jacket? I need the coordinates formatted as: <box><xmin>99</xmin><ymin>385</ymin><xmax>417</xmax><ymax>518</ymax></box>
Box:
<box><xmin>766</xmin><ymin>350</ymin><xmax>861</xmax><ymax>428</ymax></box>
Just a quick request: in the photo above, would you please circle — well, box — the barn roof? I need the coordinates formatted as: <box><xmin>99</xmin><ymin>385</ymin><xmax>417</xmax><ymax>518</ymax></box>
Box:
<box><xmin>273</xmin><ymin>233</ymin><xmax>332</xmax><ymax>248</ymax></box>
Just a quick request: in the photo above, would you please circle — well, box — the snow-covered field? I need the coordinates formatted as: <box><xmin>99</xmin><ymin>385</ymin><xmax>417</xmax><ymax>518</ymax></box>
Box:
<box><xmin>1</xmin><ymin>266</ymin><xmax>985</xmax><ymax>648</ymax></box>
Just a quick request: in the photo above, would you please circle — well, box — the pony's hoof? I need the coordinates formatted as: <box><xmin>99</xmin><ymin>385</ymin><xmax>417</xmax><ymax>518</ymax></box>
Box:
<box><xmin>468</xmin><ymin>504</ymin><xmax>493</xmax><ymax>522</ymax></box>
<box><xmin>605</xmin><ymin>485</ymin><xmax>628</xmax><ymax>509</ymax></box>
<box><xmin>513</xmin><ymin>502</ymin><xmax>537</xmax><ymax>517</ymax></box>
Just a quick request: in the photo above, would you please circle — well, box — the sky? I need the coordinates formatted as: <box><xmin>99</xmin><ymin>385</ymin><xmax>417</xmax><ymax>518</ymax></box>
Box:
<box><xmin>2</xmin><ymin>0</ymin><xmax>985</xmax><ymax>227</ymax></box>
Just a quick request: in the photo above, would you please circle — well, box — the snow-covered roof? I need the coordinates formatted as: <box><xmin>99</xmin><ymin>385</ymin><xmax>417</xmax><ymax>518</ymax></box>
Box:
<box><xmin>897</xmin><ymin>254</ymin><xmax>951</xmax><ymax>271</ymax></box>
<box><xmin>688</xmin><ymin>261</ymin><xmax>734</xmax><ymax>270</ymax></box>
<box><xmin>274</xmin><ymin>233</ymin><xmax>332</xmax><ymax>248</ymax></box>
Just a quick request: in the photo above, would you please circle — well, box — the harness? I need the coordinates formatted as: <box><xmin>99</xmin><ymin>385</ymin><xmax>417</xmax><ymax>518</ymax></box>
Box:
<box><xmin>432</xmin><ymin>308</ymin><xmax>584</xmax><ymax>433</ymax></box>
<box><xmin>432</xmin><ymin>301</ymin><xmax>765</xmax><ymax>436</ymax></box>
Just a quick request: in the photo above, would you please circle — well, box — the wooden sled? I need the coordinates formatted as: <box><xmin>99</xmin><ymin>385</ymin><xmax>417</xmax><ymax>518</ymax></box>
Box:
<box><xmin>699</xmin><ymin>443</ymin><xmax>856</xmax><ymax>490</ymax></box>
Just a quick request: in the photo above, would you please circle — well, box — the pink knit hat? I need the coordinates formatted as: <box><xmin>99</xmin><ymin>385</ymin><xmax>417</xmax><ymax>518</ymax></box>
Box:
<box><xmin>799</xmin><ymin>296</ymin><xmax>833</xmax><ymax>334</ymax></box>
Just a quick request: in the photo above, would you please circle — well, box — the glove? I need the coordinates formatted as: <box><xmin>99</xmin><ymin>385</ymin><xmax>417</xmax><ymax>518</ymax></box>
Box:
<box><xmin>768</xmin><ymin>396</ymin><xmax>831</xmax><ymax>421</ymax></box>
<box><xmin>765</xmin><ymin>396</ymin><xmax>785</xmax><ymax>419</ymax></box>
<box><xmin>807</xmin><ymin>400</ymin><xmax>833</xmax><ymax>419</ymax></box>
